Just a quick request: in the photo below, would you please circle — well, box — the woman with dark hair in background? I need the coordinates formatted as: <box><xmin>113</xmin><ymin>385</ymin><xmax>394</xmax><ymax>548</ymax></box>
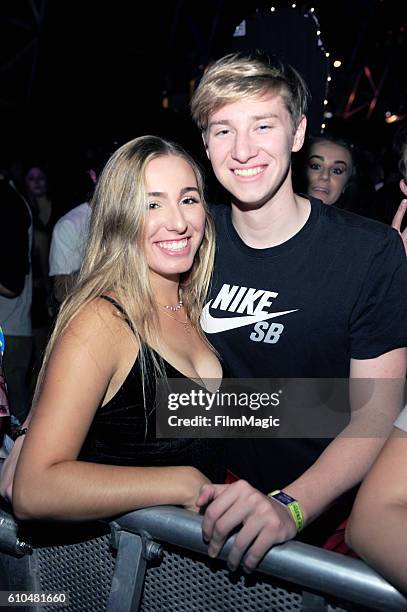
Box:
<box><xmin>294</xmin><ymin>134</ymin><xmax>378</xmax><ymax>219</ymax></box>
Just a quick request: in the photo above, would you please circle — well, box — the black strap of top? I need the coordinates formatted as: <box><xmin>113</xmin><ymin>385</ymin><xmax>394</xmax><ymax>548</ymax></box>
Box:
<box><xmin>99</xmin><ymin>295</ymin><xmax>135</xmax><ymax>334</ymax></box>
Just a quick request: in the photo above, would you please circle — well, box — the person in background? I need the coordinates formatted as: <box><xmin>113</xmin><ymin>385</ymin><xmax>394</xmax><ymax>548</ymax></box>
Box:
<box><xmin>375</xmin><ymin>122</ymin><xmax>407</xmax><ymax>230</ymax></box>
<box><xmin>22</xmin><ymin>164</ymin><xmax>56</xmax><ymax>390</ymax></box>
<box><xmin>385</xmin><ymin>123</ymin><xmax>407</xmax><ymax>255</ymax></box>
<box><xmin>49</xmin><ymin>200</ymin><xmax>92</xmax><ymax>304</ymax></box>
<box><xmin>48</xmin><ymin>146</ymin><xmax>112</xmax><ymax>305</ymax></box>
<box><xmin>9</xmin><ymin>135</ymin><xmax>225</xmax><ymax>521</ymax></box>
<box><xmin>346</xmin><ymin>404</ymin><xmax>407</xmax><ymax>595</ymax></box>
<box><xmin>0</xmin><ymin>166</ymin><xmax>32</xmax><ymax>424</ymax></box>
<box><xmin>303</xmin><ymin>136</ymin><xmax>356</xmax><ymax>206</ymax></box>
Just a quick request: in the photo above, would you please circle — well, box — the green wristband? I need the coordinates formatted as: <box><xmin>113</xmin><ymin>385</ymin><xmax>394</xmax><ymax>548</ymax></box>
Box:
<box><xmin>268</xmin><ymin>489</ymin><xmax>304</xmax><ymax>532</ymax></box>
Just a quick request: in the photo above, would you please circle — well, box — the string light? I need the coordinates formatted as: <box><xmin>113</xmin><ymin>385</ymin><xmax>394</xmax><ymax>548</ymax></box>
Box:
<box><xmin>265</xmin><ymin>5</ymin><xmax>333</xmax><ymax>131</ymax></box>
<box><xmin>333</xmin><ymin>60</ymin><xmax>342</xmax><ymax>68</ymax></box>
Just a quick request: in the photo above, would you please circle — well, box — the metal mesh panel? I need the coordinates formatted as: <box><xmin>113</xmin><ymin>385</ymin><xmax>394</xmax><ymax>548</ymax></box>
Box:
<box><xmin>35</xmin><ymin>532</ymin><xmax>115</xmax><ymax>612</ymax></box>
<box><xmin>140</xmin><ymin>544</ymin><xmax>302</xmax><ymax>612</ymax></box>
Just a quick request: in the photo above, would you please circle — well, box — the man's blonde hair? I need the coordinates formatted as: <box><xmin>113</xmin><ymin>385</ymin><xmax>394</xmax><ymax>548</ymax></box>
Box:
<box><xmin>191</xmin><ymin>52</ymin><xmax>310</xmax><ymax>133</ymax></box>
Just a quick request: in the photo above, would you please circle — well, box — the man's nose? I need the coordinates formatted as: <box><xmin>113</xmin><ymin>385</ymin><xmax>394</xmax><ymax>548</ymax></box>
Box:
<box><xmin>231</xmin><ymin>132</ymin><xmax>257</xmax><ymax>163</ymax></box>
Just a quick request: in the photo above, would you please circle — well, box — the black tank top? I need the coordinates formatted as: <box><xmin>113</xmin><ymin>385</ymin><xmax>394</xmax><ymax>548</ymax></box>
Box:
<box><xmin>78</xmin><ymin>296</ymin><xmax>225</xmax><ymax>483</ymax></box>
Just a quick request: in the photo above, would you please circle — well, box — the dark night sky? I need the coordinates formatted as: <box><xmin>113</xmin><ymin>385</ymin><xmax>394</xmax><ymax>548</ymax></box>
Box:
<box><xmin>1</xmin><ymin>0</ymin><xmax>406</xmax><ymax>174</ymax></box>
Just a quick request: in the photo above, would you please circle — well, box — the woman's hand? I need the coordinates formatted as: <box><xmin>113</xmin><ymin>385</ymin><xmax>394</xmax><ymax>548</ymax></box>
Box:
<box><xmin>0</xmin><ymin>434</ymin><xmax>26</xmax><ymax>502</ymax></box>
<box><xmin>391</xmin><ymin>180</ymin><xmax>407</xmax><ymax>256</ymax></box>
<box><xmin>181</xmin><ymin>466</ymin><xmax>211</xmax><ymax>512</ymax></box>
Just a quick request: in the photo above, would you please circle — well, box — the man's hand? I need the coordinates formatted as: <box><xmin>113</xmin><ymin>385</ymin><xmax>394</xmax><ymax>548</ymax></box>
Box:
<box><xmin>197</xmin><ymin>480</ymin><xmax>298</xmax><ymax>572</ymax></box>
<box><xmin>391</xmin><ymin>180</ymin><xmax>407</xmax><ymax>256</ymax></box>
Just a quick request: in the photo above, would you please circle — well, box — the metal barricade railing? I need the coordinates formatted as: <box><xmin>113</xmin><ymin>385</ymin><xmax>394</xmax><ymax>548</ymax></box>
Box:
<box><xmin>0</xmin><ymin>504</ymin><xmax>406</xmax><ymax>612</ymax></box>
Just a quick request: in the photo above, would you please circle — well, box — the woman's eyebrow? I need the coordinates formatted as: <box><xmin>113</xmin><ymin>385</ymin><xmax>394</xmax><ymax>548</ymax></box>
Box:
<box><xmin>180</xmin><ymin>187</ymin><xmax>199</xmax><ymax>195</ymax></box>
<box><xmin>309</xmin><ymin>154</ymin><xmax>348</xmax><ymax>167</ymax></box>
<box><xmin>147</xmin><ymin>187</ymin><xmax>199</xmax><ymax>197</ymax></box>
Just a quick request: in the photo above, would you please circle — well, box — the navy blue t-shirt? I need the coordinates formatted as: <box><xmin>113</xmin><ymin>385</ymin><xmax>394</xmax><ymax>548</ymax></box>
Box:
<box><xmin>203</xmin><ymin>198</ymin><xmax>407</xmax><ymax>542</ymax></box>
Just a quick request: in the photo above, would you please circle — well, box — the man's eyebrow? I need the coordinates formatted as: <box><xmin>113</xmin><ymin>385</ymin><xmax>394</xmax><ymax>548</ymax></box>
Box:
<box><xmin>208</xmin><ymin>113</ymin><xmax>280</xmax><ymax>129</ymax></box>
<box><xmin>309</xmin><ymin>155</ymin><xmax>348</xmax><ymax>167</ymax></box>
<box><xmin>252</xmin><ymin>113</ymin><xmax>280</xmax><ymax>121</ymax></box>
<box><xmin>208</xmin><ymin>119</ymin><xmax>233</xmax><ymax>129</ymax></box>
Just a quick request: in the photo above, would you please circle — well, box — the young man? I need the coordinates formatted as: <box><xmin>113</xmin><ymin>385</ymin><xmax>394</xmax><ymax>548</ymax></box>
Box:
<box><xmin>191</xmin><ymin>53</ymin><xmax>407</xmax><ymax>571</ymax></box>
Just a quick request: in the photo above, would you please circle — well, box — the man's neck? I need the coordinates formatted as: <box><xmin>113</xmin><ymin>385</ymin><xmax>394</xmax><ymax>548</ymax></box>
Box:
<box><xmin>231</xmin><ymin>187</ymin><xmax>311</xmax><ymax>249</ymax></box>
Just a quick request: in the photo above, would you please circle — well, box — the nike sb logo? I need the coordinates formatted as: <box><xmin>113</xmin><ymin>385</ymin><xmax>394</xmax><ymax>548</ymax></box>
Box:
<box><xmin>201</xmin><ymin>284</ymin><xmax>298</xmax><ymax>343</ymax></box>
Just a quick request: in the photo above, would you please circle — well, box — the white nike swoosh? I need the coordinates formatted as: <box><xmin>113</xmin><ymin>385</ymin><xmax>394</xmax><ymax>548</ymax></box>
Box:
<box><xmin>201</xmin><ymin>301</ymin><xmax>298</xmax><ymax>333</ymax></box>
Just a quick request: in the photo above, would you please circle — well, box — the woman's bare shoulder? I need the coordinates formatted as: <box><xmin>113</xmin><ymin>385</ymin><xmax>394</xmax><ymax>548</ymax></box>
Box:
<box><xmin>54</xmin><ymin>296</ymin><xmax>138</xmax><ymax>371</ymax></box>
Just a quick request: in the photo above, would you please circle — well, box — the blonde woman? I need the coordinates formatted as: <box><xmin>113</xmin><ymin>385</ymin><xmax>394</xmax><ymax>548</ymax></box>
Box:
<box><xmin>7</xmin><ymin>135</ymin><xmax>224</xmax><ymax>521</ymax></box>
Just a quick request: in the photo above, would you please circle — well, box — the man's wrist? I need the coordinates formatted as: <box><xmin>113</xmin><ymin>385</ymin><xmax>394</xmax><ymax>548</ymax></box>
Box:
<box><xmin>268</xmin><ymin>489</ymin><xmax>305</xmax><ymax>532</ymax></box>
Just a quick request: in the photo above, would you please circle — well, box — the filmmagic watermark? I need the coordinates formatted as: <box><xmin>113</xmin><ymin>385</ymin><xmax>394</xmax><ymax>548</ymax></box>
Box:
<box><xmin>156</xmin><ymin>378</ymin><xmax>406</xmax><ymax>438</ymax></box>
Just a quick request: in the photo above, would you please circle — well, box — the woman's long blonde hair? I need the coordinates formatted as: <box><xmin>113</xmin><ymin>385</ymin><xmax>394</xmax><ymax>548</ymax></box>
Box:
<box><xmin>34</xmin><ymin>135</ymin><xmax>215</xmax><ymax>404</ymax></box>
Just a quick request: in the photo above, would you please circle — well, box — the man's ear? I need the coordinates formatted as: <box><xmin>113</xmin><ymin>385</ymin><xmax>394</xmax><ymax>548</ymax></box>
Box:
<box><xmin>202</xmin><ymin>131</ymin><xmax>210</xmax><ymax>159</ymax></box>
<box><xmin>292</xmin><ymin>115</ymin><xmax>307</xmax><ymax>153</ymax></box>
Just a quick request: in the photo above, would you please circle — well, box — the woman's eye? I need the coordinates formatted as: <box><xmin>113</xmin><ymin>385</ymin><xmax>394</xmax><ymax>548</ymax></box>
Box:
<box><xmin>181</xmin><ymin>196</ymin><xmax>199</xmax><ymax>205</ymax></box>
<box><xmin>147</xmin><ymin>202</ymin><xmax>160</xmax><ymax>210</ymax></box>
<box><xmin>332</xmin><ymin>168</ymin><xmax>344</xmax><ymax>175</ymax></box>
<box><xmin>308</xmin><ymin>162</ymin><xmax>320</xmax><ymax>171</ymax></box>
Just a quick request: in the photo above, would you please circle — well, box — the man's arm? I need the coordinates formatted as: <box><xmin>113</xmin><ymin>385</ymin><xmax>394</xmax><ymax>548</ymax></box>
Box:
<box><xmin>49</xmin><ymin>217</ymin><xmax>83</xmax><ymax>302</ymax></box>
<box><xmin>198</xmin><ymin>348</ymin><xmax>406</xmax><ymax>572</ymax></box>
<box><xmin>0</xmin><ymin>283</ymin><xmax>17</xmax><ymax>298</ymax></box>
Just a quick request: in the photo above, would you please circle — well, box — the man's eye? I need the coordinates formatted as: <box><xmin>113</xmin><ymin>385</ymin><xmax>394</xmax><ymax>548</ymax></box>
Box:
<box><xmin>215</xmin><ymin>129</ymin><xmax>230</xmax><ymax>136</ymax></box>
<box><xmin>257</xmin><ymin>124</ymin><xmax>272</xmax><ymax>131</ymax></box>
<box><xmin>147</xmin><ymin>202</ymin><xmax>160</xmax><ymax>209</ymax></box>
<box><xmin>181</xmin><ymin>196</ymin><xmax>199</xmax><ymax>205</ymax></box>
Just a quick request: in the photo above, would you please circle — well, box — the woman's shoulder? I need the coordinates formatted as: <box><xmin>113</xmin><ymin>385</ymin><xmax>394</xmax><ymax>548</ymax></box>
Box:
<box><xmin>61</xmin><ymin>296</ymin><xmax>138</xmax><ymax>358</ymax></box>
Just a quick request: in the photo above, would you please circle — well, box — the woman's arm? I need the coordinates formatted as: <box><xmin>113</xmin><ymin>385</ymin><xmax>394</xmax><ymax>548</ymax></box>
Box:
<box><xmin>12</xmin><ymin>299</ymin><xmax>208</xmax><ymax>521</ymax></box>
<box><xmin>346</xmin><ymin>427</ymin><xmax>407</xmax><ymax>594</ymax></box>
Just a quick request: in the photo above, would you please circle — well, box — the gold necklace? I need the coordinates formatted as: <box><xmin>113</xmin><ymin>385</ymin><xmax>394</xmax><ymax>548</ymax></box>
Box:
<box><xmin>158</xmin><ymin>305</ymin><xmax>190</xmax><ymax>333</ymax></box>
